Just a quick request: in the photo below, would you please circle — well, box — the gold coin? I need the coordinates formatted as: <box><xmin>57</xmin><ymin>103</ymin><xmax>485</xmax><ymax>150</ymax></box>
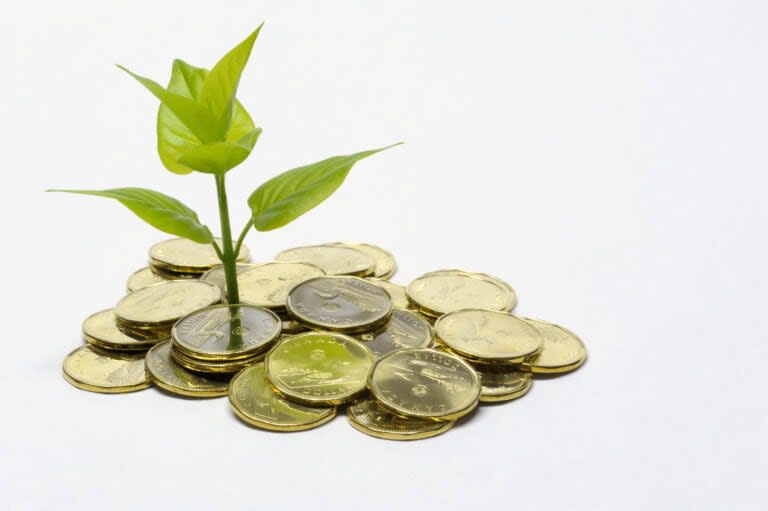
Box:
<box><xmin>82</xmin><ymin>309</ymin><xmax>166</xmax><ymax>351</ymax></box>
<box><xmin>229</xmin><ymin>364</ymin><xmax>337</xmax><ymax>431</ymax></box>
<box><xmin>148</xmin><ymin>265</ymin><xmax>202</xmax><ymax>280</ymax></box>
<box><xmin>199</xmin><ymin>263</ymin><xmax>256</xmax><ymax>293</ymax></box>
<box><xmin>114</xmin><ymin>280</ymin><xmax>221</xmax><ymax>327</ymax></box>
<box><xmin>347</xmin><ymin>397</ymin><xmax>454</xmax><ymax>441</ymax></box>
<box><xmin>145</xmin><ymin>341</ymin><xmax>229</xmax><ymax>397</ymax></box>
<box><xmin>522</xmin><ymin>318</ymin><xmax>587</xmax><ymax>374</ymax></box>
<box><xmin>326</xmin><ymin>242</ymin><xmax>397</xmax><ymax>279</ymax></box>
<box><xmin>369</xmin><ymin>348</ymin><xmax>481</xmax><ymax>421</ymax></box>
<box><xmin>470</xmin><ymin>361</ymin><xmax>533</xmax><ymax>402</ymax></box>
<box><xmin>435</xmin><ymin>309</ymin><xmax>542</xmax><ymax>363</ymax></box>
<box><xmin>126</xmin><ymin>267</ymin><xmax>168</xmax><ymax>292</ymax></box>
<box><xmin>286</xmin><ymin>276</ymin><xmax>393</xmax><ymax>334</ymax></box>
<box><xmin>406</xmin><ymin>269</ymin><xmax>516</xmax><ymax>317</ymax></box>
<box><xmin>275</xmin><ymin>245</ymin><xmax>375</xmax><ymax>276</ymax></box>
<box><xmin>265</xmin><ymin>332</ymin><xmax>374</xmax><ymax>406</ymax></box>
<box><xmin>281</xmin><ymin>318</ymin><xmax>310</xmax><ymax>334</ymax></box>
<box><xmin>172</xmin><ymin>304</ymin><xmax>281</xmax><ymax>361</ymax></box>
<box><xmin>62</xmin><ymin>345</ymin><xmax>150</xmax><ymax>393</ymax></box>
<box><xmin>170</xmin><ymin>345</ymin><xmax>264</xmax><ymax>374</ymax></box>
<box><xmin>149</xmin><ymin>237</ymin><xmax>250</xmax><ymax>274</ymax></box>
<box><xmin>239</xmin><ymin>261</ymin><xmax>325</xmax><ymax>310</ymax></box>
<box><xmin>358</xmin><ymin>308</ymin><xmax>433</xmax><ymax>358</ymax></box>
<box><xmin>368</xmin><ymin>279</ymin><xmax>410</xmax><ymax>309</ymax></box>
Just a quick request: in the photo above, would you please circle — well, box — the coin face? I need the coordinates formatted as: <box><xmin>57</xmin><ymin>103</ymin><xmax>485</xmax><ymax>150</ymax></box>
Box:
<box><xmin>145</xmin><ymin>341</ymin><xmax>229</xmax><ymax>397</ymax></box>
<box><xmin>347</xmin><ymin>397</ymin><xmax>454</xmax><ymax>441</ymax></box>
<box><xmin>229</xmin><ymin>364</ymin><xmax>337</xmax><ymax>431</ymax></box>
<box><xmin>435</xmin><ymin>309</ymin><xmax>543</xmax><ymax>363</ymax></box>
<box><xmin>275</xmin><ymin>245</ymin><xmax>375</xmax><ymax>276</ymax></box>
<box><xmin>114</xmin><ymin>280</ymin><xmax>221</xmax><ymax>326</ymax></box>
<box><xmin>265</xmin><ymin>332</ymin><xmax>375</xmax><ymax>405</ymax></box>
<box><xmin>126</xmin><ymin>267</ymin><xmax>168</xmax><ymax>293</ymax></box>
<box><xmin>199</xmin><ymin>263</ymin><xmax>256</xmax><ymax>293</ymax></box>
<box><xmin>358</xmin><ymin>309</ymin><xmax>433</xmax><ymax>358</ymax></box>
<box><xmin>406</xmin><ymin>269</ymin><xmax>516</xmax><ymax>317</ymax></box>
<box><xmin>471</xmin><ymin>362</ymin><xmax>533</xmax><ymax>402</ymax></box>
<box><xmin>239</xmin><ymin>261</ymin><xmax>325</xmax><ymax>310</ymax></box>
<box><xmin>62</xmin><ymin>345</ymin><xmax>150</xmax><ymax>393</ymax></box>
<box><xmin>368</xmin><ymin>279</ymin><xmax>410</xmax><ymax>309</ymax></box>
<box><xmin>149</xmin><ymin>237</ymin><xmax>250</xmax><ymax>273</ymax></box>
<box><xmin>327</xmin><ymin>242</ymin><xmax>397</xmax><ymax>279</ymax></box>
<box><xmin>172</xmin><ymin>304</ymin><xmax>281</xmax><ymax>361</ymax></box>
<box><xmin>286</xmin><ymin>276</ymin><xmax>393</xmax><ymax>333</ymax></box>
<box><xmin>82</xmin><ymin>309</ymin><xmax>167</xmax><ymax>351</ymax></box>
<box><xmin>522</xmin><ymin>318</ymin><xmax>587</xmax><ymax>374</ymax></box>
<box><xmin>369</xmin><ymin>348</ymin><xmax>481</xmax><ymax>421</ymax></box>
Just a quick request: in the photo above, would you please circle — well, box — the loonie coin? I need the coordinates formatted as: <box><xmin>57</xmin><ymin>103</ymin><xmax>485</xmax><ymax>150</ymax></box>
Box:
<box><xmin>369</xmin><ymin>348</ymin><xmax>481</xmax><ymax>421</ymax></box>
<box><xmin>281</xmin><ymin>318</ymin><xmax>310</xmax><ymax>334</ymax></box>
<box><xmin>406</xmin><ymin>269</ymin><xmax>516</xmax><ymax>318</ymax></box>
<box><xmin>435</xmin><ymin>309</ymin><xmax>543</xmax><ymax>364</ymax></box>
<box><xmin>358</xmin><ymin>308</ymin><xmax>433</xmax><ymax>358</ymax></box>
<box><xmin>114</xmin><ymin>280</ymin><xmax>221</xmax><ymax>328</ymax></box>
<box><xmin>522</xmin><ymin>318</ymin><xmax>587</xmax><ymax>374</ymax></box>
<box><xmin>470</xmin><ymin>362</ymin><xmax>533</xmax><ymax>402</ymax></box>
<box><xmin>265</xmin><ymin>332</ymin><xmax>375</xmax><ymax>406</ymax></box>
<box><xmin>347</xmin><ymin>397</ymin><xmax>454</xmax><ymax>441</ymax></box>
<box><xmin>172</xmin><ymin>304</ymin><xmax>281</xmax><ymax>361</ymax></box>
<box><xmin>238</xmin><ymin>261</ymin><xmax>325</xmax><ymax>311</ymax></box>
<box><xmin>62</xmin><ymin>345</ymin><xmax>150</xmax><ymax>393</ymax></box>
<box><xmin>83</xmin><ymin>309</ymin><xmax>167</xmax><ymax>351</ymax></box>
<box><xmin>170</xmin><ymin>346</ymin><xmax>264</xmax><ymax>374</ymax></box>
<box><xmin>286</xmin><ymin>276</ymin><xmax>393</xmax><ymax>334</ymax></box>
<box><xmin>199</xmin><ymin>263</ymin><xmax>256</xmax><ymax>293</ymax></box>
<box><xmin>145</xmin><ymin>341</ymin><xmax>229</xmax><ymax>397</ymax></box>
<box><xmin>149</xmin><ymin>237</ymin><xmax>250</xmax><ymax>274</ymax></box>
<box><xmin>126</xmin><ymin>267</ymin><xmax>168</xmax><ymax>293</ymax></box>
<box><xmin>229</xmin><ymin>364</ymin><xmax>337</xmax><ymax>431</ymax></box>
<box><xmin>368</xmin><ymin>279</ymin><xmax>410</xmax><ymax>309</ymax></box>
<box><xmin>326</xmin><ymin>242</ymin><xmax>397</xmax><ymax>279</ymax></box>
<box><xmin>275</xmin><ymin>245</ymin><xmax>375</xmax><ymax>276</ymax></box>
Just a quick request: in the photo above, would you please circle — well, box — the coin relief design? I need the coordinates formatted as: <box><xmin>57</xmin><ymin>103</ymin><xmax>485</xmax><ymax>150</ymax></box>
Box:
<box><xmin>435</xmin><ymin>309</ymin><xmax>543</xmax><ymax>363</ymax></box>
<box><xmin>287</xmin><ymin>276</ymin><xmax>393</xmax><ymax>333</ymax></box>
<box><xmin>369</xmin><ymin>348</ymin><xmax>481</xmax><ymax>421</ymax></box>
<box><xmin>368</xmin><ymin>279</ymin><xmax>410</xmax><ymax>309</ymax></box>
<box><xmin>62</xmin><ymin>345</ymin><xmax>150</xmax><ymax>393</ymax></box>
<box><xmin>406</xmin><ymin>270</ymin><xmax>516</xmax><ymax>317</ymax></box>
<box><xmin>238</xmin><ymin>261</ymin><xmax>325</xmax><ymax>309</ymax></box>
<box><xmin>358</xmin><ymin>308</ymin><xmax>433</xmax><ymax>358</ymax></box>
<box><xmin>82</xmin><ymin>309</ymin><xmax>166</xmax><ymax>350</ymax></box>
<box><xmin>522</xmin><ymin>318</ymin><xmax>587</xmax><ymax>373</ymax></box>
<box><xmin>327</xmin><ymin>242</ymin><xmax>397</xmax><ymax>279</ymax></box>
<box><xmin>145</xmin><ymin>341</ymin><xmax>229</xmax><ymax>397</ymax></box>
<box><xmin>115</xmin><ymin>280</ymin><xmax>221</xmax><ymax>325</ymax></box>
<box><xmin>275</xmin><ymin>245</ymin><xmax>375</xmax><ymax>276</ymax></box>
<box><xmin>347</xmin><ymin>397</ymin><xmax>454</xmax><ymax>440</ymax></box>
<box><xmin>149</xmin><ymin>237</ymin><xmax>250</xmax><ymax>273</ymax></box>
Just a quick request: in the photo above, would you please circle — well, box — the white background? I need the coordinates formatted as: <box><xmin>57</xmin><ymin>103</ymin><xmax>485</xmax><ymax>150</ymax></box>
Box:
<box><xmin>2</xmin><ymin>1</ymin><xmax>766</xmax><ymax>509</ymax></box>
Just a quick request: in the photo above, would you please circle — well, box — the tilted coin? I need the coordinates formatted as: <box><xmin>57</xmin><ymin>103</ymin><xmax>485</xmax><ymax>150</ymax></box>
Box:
<box><xmin>358</xmin><ymin>308</ymin><xmax>433</xmax><ymax>358</ymax></box>
<box><xmin>145</xmin><ymin>341</ymin><xmax>229</xmax><ymax>397</ymax></box>
<box><xmin>126</xmin><ymin>267</ymin><xmax>168</xmax><ymax>293</ymax></box>
<box><xmin>327</xmin><ymin>242</ymin><xmax>397</xmax><ymax>279</ymax></box>
<box><xmin>347</xmin><ymin>397</ymin><xmax>454</xmax><ymax>441</ymax></box>
<box><xmin>522</xmin><ymin>318</ymin><xmax>587</xmax><ymax>374</ymax></box>
<box><xmin>149</xmin><ymin>237</ymin><xmax>250</xmax><ymax>274</ymax></box>
<box><xmin>406</xmin><ymin>269</ymin><xmax>516</xmax><ymax>317</ymax></box>
<box><xmin>369</xmin><ymin>348</ymin><xmax>481</xmax><ymax>421</ymax></box>
<box><xmin>265</xmin><ymin>332</ymin><xmax>375</xmax><ymax>406</ymax></box>
<box><xmin>170</xmin><ymin>346</ymin><xmax>264</xmax><ymax>374</ymax></box>
<box><xmin>172</xmin><ymin>304</ymin><xmax>281</xmax><ymax>361</ymax></box>
<box><xmin>62</xmin><ymin>345</ymin><xmax>150</xmax><ymax>393</ymax></box>
<box><xmin>470</xmin><ymin>361</ymin><xmax>533</xmax><ymax>402</ymax></box>
<box><xmin>286</xmin><ymin>276</ymin><xmax>393</xmax><ymax>334</ymax></box>
<box><xmin>435</xmin><ymin>309</ymin><xmax>543</xmax><ymax>363</ymax></box>
<box><xmin>275</xmin><ymin>245</ymin><xmax>375</xmax><ymax>276</ymax></box>
<box><xmin>114</xmin><ymin>280</ymin><xmax>221</xmax><ymax>327</ymax></box>
<box><xmin>368</xmin><ymin>279</ymin><xmax>410</xmax><ymax>309</ymax></box>
<box><xmin>82</xmin><ymin>309</ymin><xmax>167</xmax><ymax>351</ymax></box>
<box><xmin>281</xmin><ymin>318</ymin><xmax>310</xmax><ymax>334</ymax></box>
<box><xmin>199</xmin><ymin>263</ymin><xmax>256</xmax><ymax>294</ymax></box>
<box><xmin>229</xmin><ymin>364</ymin><xmax>337</xmax><ymax>431</ymax></box>
<box><xmin>239</xmin><ymin>261</ymin><xmax>325</xmax><ymax>310</ymax></box>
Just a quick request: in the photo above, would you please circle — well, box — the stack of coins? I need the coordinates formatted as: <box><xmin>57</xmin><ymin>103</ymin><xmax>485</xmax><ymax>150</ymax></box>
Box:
<box><xmin>62</xmin><ymin>239</ymin><xmax>587</xmax><ymax>441</ymax></box>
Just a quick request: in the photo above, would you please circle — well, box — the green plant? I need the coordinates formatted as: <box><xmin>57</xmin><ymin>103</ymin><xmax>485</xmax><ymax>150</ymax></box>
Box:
<box><xmin>49</xmin><ymin>24</ymin><xmax>400</xmax><ymax>309</ymax></box>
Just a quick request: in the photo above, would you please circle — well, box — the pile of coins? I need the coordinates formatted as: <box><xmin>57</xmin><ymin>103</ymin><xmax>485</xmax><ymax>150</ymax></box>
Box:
<box><xmin>63</xmin><ymin>239</ymin><xmax>587</xmax><ymax>440</ymax></box>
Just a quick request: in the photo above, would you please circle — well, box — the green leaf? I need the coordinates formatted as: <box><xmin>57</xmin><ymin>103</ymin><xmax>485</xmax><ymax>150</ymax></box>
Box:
<box><xmin>117</xmin><ymin>65</ymin><xmax>226</xmax><ymax>144</ymax></box>
<box><xmin>199</xmin><ymin>24</ymin><xmax>262</xmax><ymax>131</ymax></box>
<box><xmin>47</xmin><ymin>187</ymin><xmax>213</xmax><ymax>243</ymax></box>
<box><xmin>247</xmin><ymin>143</ymin><xmax>402</xmax><ymax>231</ymax></box>
<box><xmin>177</xmin><ymin>128</ymin><xmax>262</xmax><ymax>174</ymax></box>
<box><xmin>157</xmin><ymin>60</ymin><xmax>258</xmax><ymax>175</ymax></box>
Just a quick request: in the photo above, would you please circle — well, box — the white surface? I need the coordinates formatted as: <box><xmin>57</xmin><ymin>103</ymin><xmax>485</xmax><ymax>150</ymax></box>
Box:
<box><xmin>2</xmin><ymin>1</ymin><xmax>766</xmax><ymax>510</ymax></box>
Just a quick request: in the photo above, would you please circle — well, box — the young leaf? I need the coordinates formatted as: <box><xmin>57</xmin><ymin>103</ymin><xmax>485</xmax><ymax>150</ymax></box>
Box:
<box><xmin>247</xmin><ymin>143</ymin><xmax>402</xmax><ymax>231</ymax></box>
<box><xmin>199</xmin><ymin>25</ymin><xmax>262</xmax><ymax>131</ymax></box>
<box><xmin>47</xmin><ymin>188</ymin><xmax>213</xmax><ymax>244</ymax></box>
<box><xmin>177</xmin><ymin>128</ymin><xmax>262</xmax><ymax>174</ymax></box>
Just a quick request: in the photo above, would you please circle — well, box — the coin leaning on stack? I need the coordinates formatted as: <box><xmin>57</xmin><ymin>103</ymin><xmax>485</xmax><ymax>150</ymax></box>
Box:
<box><xmin>62</xmin><ymin>238</ymin><xmax>588</xmax><ymax>441</ymax></box>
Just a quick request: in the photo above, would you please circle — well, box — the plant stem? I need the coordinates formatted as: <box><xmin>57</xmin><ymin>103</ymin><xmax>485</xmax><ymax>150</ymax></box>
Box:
<box><xmin>234</xmin><ymin>218</ymin><xmax>254</xmax><ymax>258</ymax></box>
<box><xmin>214</xmin><ymin>174</ymin><xmax>243</xmax><ymax>350</ymax></box>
